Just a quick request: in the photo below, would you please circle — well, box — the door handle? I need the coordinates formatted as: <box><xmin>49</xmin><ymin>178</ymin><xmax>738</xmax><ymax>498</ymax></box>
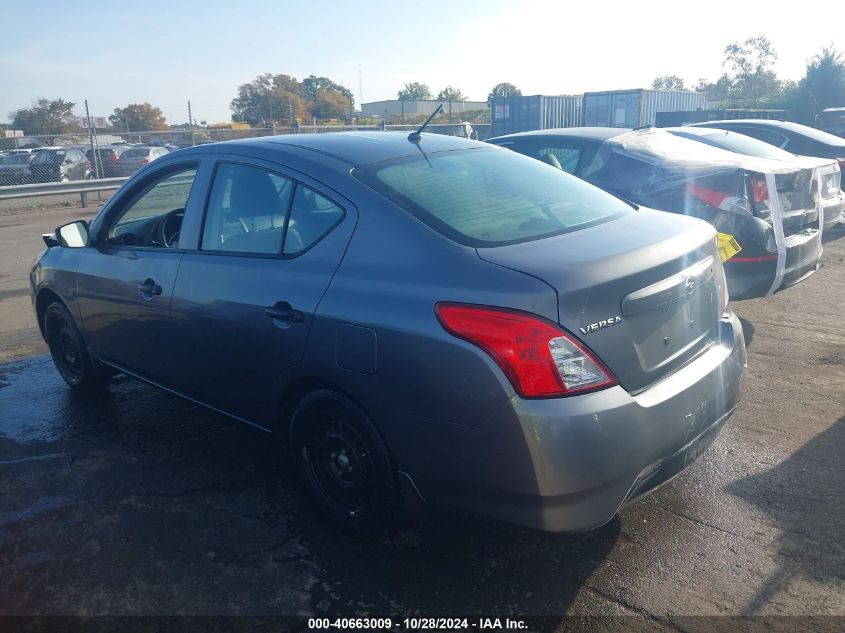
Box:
<box><xmin>137</xmin><ymin>278</ymin><xmax>162</xmax><ymax>297</ymax></box>
<box><xmin>264</xmin><ymin>302</ymin><xmax>304</xmax><ymax>324</ymax></box>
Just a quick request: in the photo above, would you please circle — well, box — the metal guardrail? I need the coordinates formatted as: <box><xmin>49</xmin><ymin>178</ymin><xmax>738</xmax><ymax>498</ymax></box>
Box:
<box><xmin>0</xmin><ymin>177</ymin><xmax>128</xmax><ymax>207</ymax></box>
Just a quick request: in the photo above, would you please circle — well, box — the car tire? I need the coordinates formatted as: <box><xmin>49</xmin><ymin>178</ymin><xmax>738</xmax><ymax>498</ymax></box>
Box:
<box><xmin>43</xmin><ymin>301</ymin><xmax>112</xmax><ymax>390</ymax></box>
<box><xmin>291</xmin><ymin>389</ymin><xmax>400</xmax><ymax>536</ymax></box>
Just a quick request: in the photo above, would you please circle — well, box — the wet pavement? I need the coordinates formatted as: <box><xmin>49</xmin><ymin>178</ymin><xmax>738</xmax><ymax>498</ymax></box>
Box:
<box><xmin>0</xmin><ymin>206</ymin><xmax>843</xmax><ymax>628</ymax></box>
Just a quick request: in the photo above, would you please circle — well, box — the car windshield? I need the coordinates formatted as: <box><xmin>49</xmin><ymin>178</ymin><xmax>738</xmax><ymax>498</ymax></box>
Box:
<box><xmin>31</xmin><ymin>150</ymin><xmax>65</xmax><ymax>164</ymax></box>
<box><xmin>122</xmin><ymin>148</ymin><xmax>151</xmax><ymax>158</ymax></box>
<box><xmin>672</xmin><ymin>129</ymin><xmax>798</xmax><ymax>160</ymax></box>
<box><xmin>355</xmin><ymin>147</ymin><xmax>632</xmax><ymax>247</ymax></box>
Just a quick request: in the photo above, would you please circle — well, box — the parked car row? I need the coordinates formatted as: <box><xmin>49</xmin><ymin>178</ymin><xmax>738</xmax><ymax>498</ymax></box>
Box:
<box><xmin>29</xmin><ymin>119</ymin><xmax>841</xmax><ymax>536</ymax></box>
<box><xmin>0</xmin><ymin>144</ymin><xmax>171</xmax><ymax>185</ymax></box>
<box><xmin>488</xmin><ymin>120</ymin><xmax>844</xmax><ymax>299</ymax></box>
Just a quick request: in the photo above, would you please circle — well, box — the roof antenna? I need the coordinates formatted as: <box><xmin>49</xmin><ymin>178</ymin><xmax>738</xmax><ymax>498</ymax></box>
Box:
<box><xmin>408</xmin><ymin>104</ymin><xmax>443</xmax><ymax>143</ymax></box>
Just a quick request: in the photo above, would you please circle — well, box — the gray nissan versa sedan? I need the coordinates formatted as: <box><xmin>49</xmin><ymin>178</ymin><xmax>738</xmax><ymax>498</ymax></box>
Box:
<box><xmin>30</xmin><ymin>132</ymin><xmax>746</xmax><ymax>534</ymax></box>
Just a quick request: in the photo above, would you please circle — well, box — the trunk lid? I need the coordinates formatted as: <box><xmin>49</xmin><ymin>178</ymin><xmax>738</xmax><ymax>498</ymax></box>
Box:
<box><xmin>477</xmin><ymin>208</ymin><xmax>725</xmax><ymax>393</ymax></box>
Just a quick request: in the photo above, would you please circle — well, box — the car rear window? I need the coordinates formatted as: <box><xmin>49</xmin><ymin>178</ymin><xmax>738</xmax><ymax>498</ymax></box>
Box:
<box><xmin>123</xmin><ymin>148</ymin><xmax>151</xmax><ymax>158</ymax></box>
<box><xmin>32</xmin><ymin>150</ymin><xmax>64</xmax><ymax>164</ymax></box>
<box><xmin>355</xmin><ymin>148</ymin><xmax>632</xmax><ymax>247</ymax></box>
<box><xmin>673</xmin><ymin>130</ymin><xmax>798</xmax><ymax>160</ymax></box>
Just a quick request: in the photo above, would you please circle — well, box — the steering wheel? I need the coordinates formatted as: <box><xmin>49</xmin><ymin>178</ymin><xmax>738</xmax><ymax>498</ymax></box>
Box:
<box><xmin>158</xmin><ymin>208</ymin><xmax>185</xmax><ymax>248</ymax></box>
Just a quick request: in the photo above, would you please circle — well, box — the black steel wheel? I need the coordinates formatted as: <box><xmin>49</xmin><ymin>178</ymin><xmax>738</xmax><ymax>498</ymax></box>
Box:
<box><xmin>292</xmin><ymin>389</ymin><xmax>400</xmax><ymax>535</ymax></box>
<box><xmin>43</xmin><ymin>301</ymin><xmax>111</xmax><ymax>390</ymax></box>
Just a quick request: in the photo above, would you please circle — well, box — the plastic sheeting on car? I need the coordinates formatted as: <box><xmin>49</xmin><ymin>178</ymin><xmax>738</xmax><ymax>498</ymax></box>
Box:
<box><xmin>579</xmin><ymin>129</ymin><xmax>823</xmax><ymax>296</ymax></box>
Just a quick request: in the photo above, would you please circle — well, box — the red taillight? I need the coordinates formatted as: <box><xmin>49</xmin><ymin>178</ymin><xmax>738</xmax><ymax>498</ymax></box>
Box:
<box><xmin>749</xmin><ymin>175</ymin><xmax>769</xmax><ymax>203</ymax></box>
<box><xmin>109</xmin><ymin>154</ymin><xmax>119</xmax><ymax>162</ymax></box>
<box><xmin>687</xmin><ymin>182</ymin><xmax>728</xmax><ymax>208</ymax></box>
<box><xmin>435</xmin><ymin>303</ymin><xmax>617</xmax><ymax>398</ymax></box>
<box><xmin>141</xmin><ymin>158</ymin><xmax>150</xmax><ymax>164</ymax></box>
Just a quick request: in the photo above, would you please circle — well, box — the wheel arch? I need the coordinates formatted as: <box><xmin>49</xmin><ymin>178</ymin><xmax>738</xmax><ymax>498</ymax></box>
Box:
<box><xmin>35</xmin><ymin>287</ymin><xmax>65</xmax><ymax>336</ymax></box>
<box><xmin>276</xmin><ymin>375</ymin><xmax>376</xmax><ymax>446</ymax></box>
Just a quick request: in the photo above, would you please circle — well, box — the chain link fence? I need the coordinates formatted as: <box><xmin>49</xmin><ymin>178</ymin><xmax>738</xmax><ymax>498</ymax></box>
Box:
<box><xmin>0</xmin><ymin>121</ymin><xmax>493</xmax><ymax>185</ymax></box>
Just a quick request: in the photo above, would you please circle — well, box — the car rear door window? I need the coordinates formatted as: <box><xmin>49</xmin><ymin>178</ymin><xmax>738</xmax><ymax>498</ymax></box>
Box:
<box><xmin>201</xmin><ymin>162</ymin><xmax>294</xmax><ymax>255</ymax></box>
<box><xmin>283</xmin><ymin>185</ymin><xmax>345</xmax><ymax>255</ymax></box>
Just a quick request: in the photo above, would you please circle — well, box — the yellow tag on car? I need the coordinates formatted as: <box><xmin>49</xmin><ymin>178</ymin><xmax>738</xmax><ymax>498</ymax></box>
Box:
<box><xmin>716</xmin><ymin>233</ymin><xmax>742</xmax><ymax>262</ymax></box>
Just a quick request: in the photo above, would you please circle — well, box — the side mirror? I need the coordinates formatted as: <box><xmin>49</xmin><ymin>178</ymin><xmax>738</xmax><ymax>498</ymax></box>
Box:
<box><xmin>64</xmin><ymin>158</ymin><xmax>73</xmax><ymax>165</ymax></box>
<box><xmin>55</xmin><ymin>220</ymin><xmax>89</xmax><ymax>248</ymax></box>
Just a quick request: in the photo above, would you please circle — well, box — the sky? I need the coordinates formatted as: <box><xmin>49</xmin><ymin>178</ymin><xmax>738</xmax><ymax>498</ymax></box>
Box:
<box><xmin>2</xmin><ymin>0</ymin><xmax>843</xmax><ymax>125</ymax></box>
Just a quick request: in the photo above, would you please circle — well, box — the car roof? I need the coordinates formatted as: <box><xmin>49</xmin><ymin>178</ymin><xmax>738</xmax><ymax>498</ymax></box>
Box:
<box><xmin>691</xmin><ymin>119</ymin><xmax>793</xmax><ymax>130</ymax></box>
<box><xmin>489</xmin><ymin>127</ymin><xmax>629</xmax><ymax>142</ymax></box>
<box><xmin>665</xmin><ymin>127</ymin><xmax>731</xmax><ymax>137</ymax></box>
<box><xmin>174</xmin><ymin>131</ymin><xmax>486</xmax><ymax>168</ymax></box>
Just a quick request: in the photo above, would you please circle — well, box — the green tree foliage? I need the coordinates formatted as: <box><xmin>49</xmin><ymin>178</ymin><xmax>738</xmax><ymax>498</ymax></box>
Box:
<box><xmin>303</xmin><ymin>75</ymin><xmax>354</xmax><ymax>107</ymax></box>
<box><xmin>397</xmin><ymin>82</ymin><xmax>432</xmax><ymax>100</ymax></box>
<box><xmin>487</xmin><ymin>82</ymin><xmax>522</xmax><ymax>106</ymax></box>
<box><xmin>108</xmin><ymin>103</ymin><xmax>168</xmax><ymax>131</ymax></box>
<box><xmin>651</xmin><ymin>75</ymin><xmax>686</xmax><ymax>90</ymax></box>
<box><xmin>10</xmin><ymin>98</ymin><xmax>77</xmax><ymax>135</ymax></box>
<box><xmin>722</xmin><ymin>35</ymin><xmax>781</xmax><ymax>105</ymax></box>
<box><xmin>231</xmin><ymin>73</ymin><xmax>353</xmax><ymax>124</ymax></box>
<box><xmin>311</xmin><ymin>90</ymin><xmax>352</xmax><ymax>119</ymax></box>
<box><xmin>802</xmin><ymin>47</ymin><xmax>845</xmax><ymax>112</ymax></box>
<box><xmin>694</xmin><ymin>74</ymin><xmax>733</xmax><ymax>103</ymax></box>
<box><xmin>437</xmin><ymin>86</ymin><xmax>467</xmax><ymax>102</ymax></box>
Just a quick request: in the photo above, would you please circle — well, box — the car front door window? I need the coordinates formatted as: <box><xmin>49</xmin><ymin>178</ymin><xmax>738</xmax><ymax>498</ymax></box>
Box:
<box><xmin>107</xmin><ymin>167</ymin><xmax>197</xmax><ymax>248</ymax></box>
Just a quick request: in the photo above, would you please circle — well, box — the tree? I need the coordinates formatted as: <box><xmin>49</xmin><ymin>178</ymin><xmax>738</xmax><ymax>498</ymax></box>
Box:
<box><xmin>694</xmin><ymin>74</ymin><xmax>733</xmax><ymax>104</ymax></box>
<box><xmin>108</xmin><ymin>103</ymin><xmax>168</xmax><ymax>131</ymax></box>
<box><xmin>487</xmin><ymin>82</ymin><xmax>522</xmax><ymax>106</ymax></box>
<box><xmin>651</xmin><ymin>75</ymin><xmax>686</xmax><ymax>90</ymax></box>
<box><xmin>311</xmin><ymin>90</ymin><xmax>352</xmax><ymax>119</ymax></box>
<box><xmin>721</xmin><ymin>35</ymin><xmax>781</xmax><ymax>105</ymax></box>
<box><xmin>303</xmin><ymin>75</ymin><xmax>354</xmax><ymax>108</ymax></box>
<box><xmin>397</xmin><ymin>82</ymin><xmax>432</xmax><ymax>100</ymax></box>
<box><xmin>230</xmin><ymin>73</ymin><xmax>306</xmax><ymax>125</ymax></box>
<box><xmin>437</xmin><ymin>86</ymin><xmax>467</xmax><ymax>102</ymax></box>
<box><xmin>231</xmin><ymin>72</ymin><xmax>353</xmax><ymax>124</ymax></box>
<box><xmin>10</xmin><ymin>98</ymin><xmax>77</xmax><ymax>135</ymax></box>
<box><xmin>802</xmin><ymin>46</ymin><xmax>845</xmax><ymax>112</ymax></box>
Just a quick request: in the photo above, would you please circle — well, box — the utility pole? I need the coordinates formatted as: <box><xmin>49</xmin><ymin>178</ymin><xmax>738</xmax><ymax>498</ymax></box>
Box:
<box><xmin>358</xmin><ymin>63</ymin><xmax>363</xmax><ymax>109</ymax></box>
<box><xmin>187</xmin><ymin>100</ymin><xmax>195</xmax><ymax>146</ymax></box>
<box><xmin>289</xmin><ymin>97</ymin><xmax>294</xmax><ymax>131</ymax></box>
<box><xmin>269</xmin><ymin>94</ymin><xmax>276</xmax><ymax>135</ymax></box>
<box><xmin>84</xmin><ymin>100</ymin><xmax>103</xmax><ymax>179</ymax></box>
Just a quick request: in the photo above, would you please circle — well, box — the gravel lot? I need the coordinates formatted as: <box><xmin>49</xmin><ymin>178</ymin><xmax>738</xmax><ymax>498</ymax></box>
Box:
<box><xmin>0</xmin><ymin>204</ymin><xmax>843</xmax><ymax>630</ymax></box>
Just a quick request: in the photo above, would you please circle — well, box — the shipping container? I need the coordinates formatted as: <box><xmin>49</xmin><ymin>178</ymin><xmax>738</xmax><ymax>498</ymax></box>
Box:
<box><xmin>491</xmin><ymin>95</ymin><xmax>583</xmax><ymax>136</ymax></box>
<box><xmin>583</xmin><ymin>89</ymin><xmax>706</xmax><ymax>128</ymax></box>
<box><xmin>654</xmin><ymin>109</ymin><xmax>788</xmax><ymax>127</ymax></box>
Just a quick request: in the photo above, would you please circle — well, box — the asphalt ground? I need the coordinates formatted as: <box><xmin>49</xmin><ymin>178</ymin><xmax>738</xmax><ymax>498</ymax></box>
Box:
<box><xmin>0</xmin><ymin>204</ymin><xmax>843</xmax><ymax>632</ymax></box>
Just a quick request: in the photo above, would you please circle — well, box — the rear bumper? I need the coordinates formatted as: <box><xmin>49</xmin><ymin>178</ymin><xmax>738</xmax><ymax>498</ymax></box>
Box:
<box><xmin>821</xmin><ymin>194</ymin><xmax>845</xmax><ymax>229</ymax></box>
<box><xmin>724</xmin><ymin>227</ymin><xmax>821</xmax><ymax>299</ymax></box>
<box><xmin>401</xmin><ymin>311</ymin><xmax>746</xmax><ymax>532</ymax></box>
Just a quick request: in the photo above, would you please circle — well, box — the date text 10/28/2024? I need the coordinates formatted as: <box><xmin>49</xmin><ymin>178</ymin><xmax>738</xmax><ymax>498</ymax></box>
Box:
<box><xmin>308</xmin><ymin>617</ymin><xmax>528</xmax><ymax>630</ymax></box>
